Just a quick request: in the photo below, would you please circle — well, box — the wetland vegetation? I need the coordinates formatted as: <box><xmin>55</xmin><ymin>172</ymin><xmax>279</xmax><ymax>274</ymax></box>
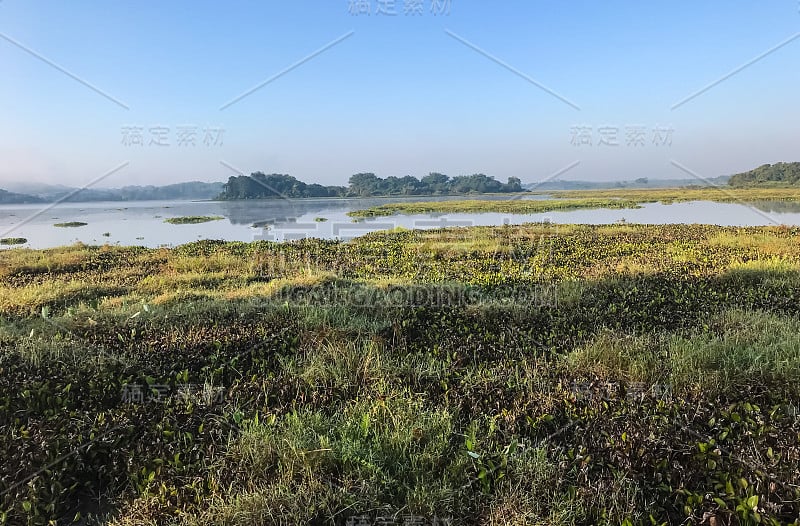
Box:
<box><xmin>347</xmin><ymin>188</ymin><xmax>800</xmax><ymax>218</ymax></box>
<box><xmin>163</xmin><ymin>216</ymin><xmax>224</xmax><ymax>225</ymax></box>
<box><xmin>1</xmin><ymin>224</ymin><xmax>799</xmax><ymax>525</ymax></box>
<box><xmin>550</xmin><ymin>187</ymin><xmax>800</xmax><ymax>204</ymax></box>
<box><xmin>348</xmin><ymin>198</ymin><xmax>642</xmax><ymax>217</ymax></box>
<box><xmin>0</xmin><ymin>238</ymin><xmax>27</xmax><ymax>246</ymax></box>
<box><xmin>53</xmin><ymin>222</ymin><xmax>88</xmax><ymax>228</ymax></box>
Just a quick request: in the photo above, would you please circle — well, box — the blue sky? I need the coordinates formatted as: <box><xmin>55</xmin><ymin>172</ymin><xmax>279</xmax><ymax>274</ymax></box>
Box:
<box><xmin>1</xmin><ymin>1</ymin><xmax>799</xmax><ymax>187</ymax></box>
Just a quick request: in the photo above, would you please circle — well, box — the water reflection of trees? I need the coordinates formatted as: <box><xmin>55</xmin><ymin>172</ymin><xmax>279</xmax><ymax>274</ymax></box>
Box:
<box><xmin>218</xmin><ymin>199</ymin><xmax>348</xmax><ymax>226</ymax></box>
<box><xmin>217</xmin><ymin>195</ymin><xmax>522</xmax><ymax>227</ymax></box>
<box><xmin>746</xmin><ymin>201</ymin><xmax>800</xmax><ymax>214</ymax></box>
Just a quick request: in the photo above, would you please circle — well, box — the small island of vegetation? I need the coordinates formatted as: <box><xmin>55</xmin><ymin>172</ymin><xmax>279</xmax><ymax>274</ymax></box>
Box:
<box><xmin>53</xmin><ymin>222</ymin><xmax>88</xmax><ymax>228</ymax></box>
<box><xmin>164</xmin><ymin>216</ymin><xmax>224</xmax><ymax>225</ymax></box>
<box><xmin>0</xmin><ymin>237</ymin><xmax>27</xmax><ymax>245</ymax></box>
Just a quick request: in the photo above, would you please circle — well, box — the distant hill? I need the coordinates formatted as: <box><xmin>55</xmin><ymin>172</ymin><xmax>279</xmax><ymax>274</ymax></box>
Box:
<box><xmin>0</xmin><ymin>188</ymin><xmax>47</xmax><ymax>204</ymax></box>
<box><xmin>2</xmin><ymin>182</ymin><xmax>74</xmax><ymax>195</ymax></box>
<box><xmin>1</xmin><ymin>181</ymin><xmax>224</xmax><ymax>202</ymax></box>
<box><xmin>728</xmin><ymin>162</ymin><xmax>800</xmax><ymax>187</ymax></box>
<box><xmin>117</xmin><ymin>181</ymin><xmax>225</xmax><ymax>200</ymax></box>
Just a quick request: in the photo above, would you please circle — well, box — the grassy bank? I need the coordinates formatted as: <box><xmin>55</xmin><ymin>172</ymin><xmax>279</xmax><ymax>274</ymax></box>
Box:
<box><xmin>347</xmin><ymin>188</ymin><xmax>800</xmax><ymax>217</ymax></box>
<box><xmin>347</xmin><ymin>198</ymin><xmax>641</xmax><ymax>217</ymax></box>
<box><xmin>1</xmin><ymin>224</ymin><xmax>799</xmax><ymax>525</ymax></box>
<box><xmin>550</xmin><ymin>186</ymin><xmax>800</xmax><ymax>204</ymax></box>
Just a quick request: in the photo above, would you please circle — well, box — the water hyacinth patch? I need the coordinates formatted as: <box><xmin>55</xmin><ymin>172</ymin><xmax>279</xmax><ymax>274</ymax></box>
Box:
<box><xmin>0</xmin><ymin>224</ymin><xmax>798</xmax><ymax>525</ymax></box>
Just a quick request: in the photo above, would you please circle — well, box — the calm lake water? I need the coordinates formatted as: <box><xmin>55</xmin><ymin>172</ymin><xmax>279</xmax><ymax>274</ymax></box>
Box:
<box><xmin>1</xmin><ymin>196</ymin><xmax>800</xmax><ymax>249</ymax></box>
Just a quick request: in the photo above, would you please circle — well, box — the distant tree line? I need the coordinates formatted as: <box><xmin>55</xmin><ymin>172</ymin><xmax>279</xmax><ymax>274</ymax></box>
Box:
<box><xmin>52</xmin><ymin>185</ymin><xmax>222</xmax><ymax>203</ymax></box>
<box><xmin>218</xmin><ymin>172</ymin><xmax>523</xmax><ymax>199</ymax></box>
<box><xmin>58</xmin><ymin>182</ymin><xmax>225</xmax><ymax>202</ymax></box>
<box><xmin>218</xmin><ymin>173</ymin><xmax>345</xmax><ymax>199</ymax></box>
<box><xmin>0</xmin><ymin>189</ymin><xmax>45</xmax><ymax>204</ymax></box>
<box><xmin>728</xmin><ymin>162</ymin><xmax>800</xmax><ymax>187</ymax></box>
<box><xmin>113</xmin><ymin>182</ymin><xmax>225</xmax><ymax>200</ymax></box>
<box><xmin>0</xmin><ymin>182</ymin><xmax>225</xmax><ymax>203</ymax></box>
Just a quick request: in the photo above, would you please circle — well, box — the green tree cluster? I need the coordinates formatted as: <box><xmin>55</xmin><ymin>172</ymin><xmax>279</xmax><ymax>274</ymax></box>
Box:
<box><xmin>218</xmin><ymin>172</ymin><xmax>523</xmax><ymax>199</ymax></box>
<box><xmin>728</xmin><ymin>162</ymin><xmax>800</xmax><ymax>187</ymax></box>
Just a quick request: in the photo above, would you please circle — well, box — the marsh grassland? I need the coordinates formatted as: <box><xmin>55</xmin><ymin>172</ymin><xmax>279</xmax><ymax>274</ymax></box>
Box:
<box><xmin>549</xmin><ymin>187</ymin><xmax>800</xmax><ymax>204</ymax></box>
<box><xmin>1</xmin><ymin>224</ymin><xmax>799</xmax><ymax>525</ymax></box>
<box><xmin>347</xmin><ymin>188</ymin><xmax>800</xmax><ymax>217</ymax></box>
<box><xmin>347</xmin><ymin>197</ymin><xmax>642</xmax><ymax>217</ymax></box>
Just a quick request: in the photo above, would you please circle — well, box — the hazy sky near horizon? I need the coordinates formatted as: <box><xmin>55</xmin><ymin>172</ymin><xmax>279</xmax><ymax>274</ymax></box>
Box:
<box><xmin>1</xmin><ymin>1</ymin><xmax>799</xmax><ymax>188</ymax></box>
